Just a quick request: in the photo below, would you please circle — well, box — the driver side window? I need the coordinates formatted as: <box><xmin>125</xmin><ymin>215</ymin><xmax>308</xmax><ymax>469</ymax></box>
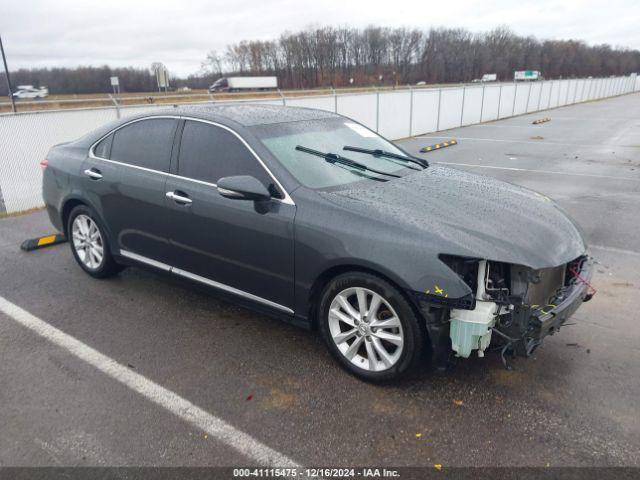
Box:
<box><xmin>178</xmin><ymin>120</ymin><xmax>278</xmax><ymax>197</ymax></box>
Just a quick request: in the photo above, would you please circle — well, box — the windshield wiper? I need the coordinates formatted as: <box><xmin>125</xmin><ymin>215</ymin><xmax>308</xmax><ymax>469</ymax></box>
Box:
<box><xmin>295</xmin><ymin>145</ymin><xmax>401</xmax><ymax>178</ymax></box>
<box><xmin>343</xmin><ymin>146</ymin><xmax>428</xmax><ymax>169</ymax></box>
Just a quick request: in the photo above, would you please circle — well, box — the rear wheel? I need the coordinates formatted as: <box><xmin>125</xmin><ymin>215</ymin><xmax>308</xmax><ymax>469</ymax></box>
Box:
<box><xmin>67</xmin><ymin>205</ymin><xmax>122</xmax><ymax>278</ymax></box>
<box><xmin>319</xmin><ymin>272</ymin><xmax>424</xmax><ymax>382</ymax></box>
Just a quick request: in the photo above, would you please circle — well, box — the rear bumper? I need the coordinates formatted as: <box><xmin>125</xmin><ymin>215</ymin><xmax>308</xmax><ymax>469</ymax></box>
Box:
<box><xmin>45</xmin><ymin>204</ymin><xmax>64</xmax><ymax>232</ymax></box>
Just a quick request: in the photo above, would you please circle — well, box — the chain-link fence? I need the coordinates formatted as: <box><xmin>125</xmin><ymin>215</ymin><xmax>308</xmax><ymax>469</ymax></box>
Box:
<box><xmin>1</xmin><ymin>74</ymin><xmax>638</xmax><ymax>215</ymax></box>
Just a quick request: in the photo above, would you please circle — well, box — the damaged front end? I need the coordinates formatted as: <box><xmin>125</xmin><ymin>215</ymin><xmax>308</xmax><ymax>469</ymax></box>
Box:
<box><xmin>419</xmin><ymin>255</ymin><xmax>595</xmax><ymax>367</ymax></box>
<box><xmin>492</xmin><ymin>256</ymin><xmax>595</xmax><ymax>361</ymax></box>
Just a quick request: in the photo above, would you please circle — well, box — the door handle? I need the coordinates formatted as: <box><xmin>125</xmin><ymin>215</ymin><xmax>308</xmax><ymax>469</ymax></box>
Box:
<box><xmin>166</xmin><ymin>191</ymin><xmax>193</xmax><ymax>205</ymax></box>
<box><xmin>84</xmin><ymin>168</ymin><xmax>103</xmax><ymax>180</ymax></box>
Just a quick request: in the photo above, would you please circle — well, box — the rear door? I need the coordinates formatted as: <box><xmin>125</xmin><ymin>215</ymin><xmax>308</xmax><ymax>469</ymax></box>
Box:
<box><xmin>84</xmin><ymin>117</ymin><xmax>179</xmax><ymax>264</ymax></box>
<box><xmin>164</xmin><ymin>119</ymin><xmax>296</xmax><ymax>313</ymax></box>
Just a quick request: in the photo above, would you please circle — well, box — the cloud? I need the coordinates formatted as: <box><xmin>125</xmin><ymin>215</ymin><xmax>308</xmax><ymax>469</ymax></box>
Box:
<box><xmin>1</xmin><ymin>0</ymin><xmax>639</xmax><ymax>76</ymax></box>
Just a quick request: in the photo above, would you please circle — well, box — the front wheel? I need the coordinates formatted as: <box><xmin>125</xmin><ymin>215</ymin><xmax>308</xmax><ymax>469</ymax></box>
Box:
<box><xmin>318</xmin><ymin>272</ymin><xmax>425</xmax><ymax>382</ymax></box>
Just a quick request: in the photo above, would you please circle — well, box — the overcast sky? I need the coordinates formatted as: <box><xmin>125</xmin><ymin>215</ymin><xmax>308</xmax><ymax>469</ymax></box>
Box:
<box><xmin>2</xmin><ymin>0</ymin><xmax>639</xmax><ymax>77</ymax></box>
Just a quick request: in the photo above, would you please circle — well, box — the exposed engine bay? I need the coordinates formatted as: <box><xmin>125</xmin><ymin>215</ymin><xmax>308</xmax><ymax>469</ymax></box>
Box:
<box><xmin>445</xmin><ymin>255</ymin><xmax>595</xmax><ymax>366</ymax></box>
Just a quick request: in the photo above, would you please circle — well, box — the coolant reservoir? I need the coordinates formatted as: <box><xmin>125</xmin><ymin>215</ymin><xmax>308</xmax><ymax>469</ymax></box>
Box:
<box><xmin>449</xmin><ymin>301</ymin><xmax>497</xmax><ymax>358</ymax></box>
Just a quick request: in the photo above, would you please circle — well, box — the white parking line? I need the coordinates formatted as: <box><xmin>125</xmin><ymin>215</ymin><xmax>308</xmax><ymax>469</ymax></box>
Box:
<box><xmin>435</xmin><ymin>162</ymin><xmax>640</xmax><ymax>182</ymax></box>
<box><xmin>0</xmin><ymin>295</ymin><xmax>299</xmax><ymax>467</ymax></box>
<box><xmin>418</xmin><ymin>135</ymin><xmax>639</xmax><ymax>149</ymax></box>
<box><xmin>590</xmin><ymin>245</ymin><xmax>640</xmax><ymax>257</ymax></box>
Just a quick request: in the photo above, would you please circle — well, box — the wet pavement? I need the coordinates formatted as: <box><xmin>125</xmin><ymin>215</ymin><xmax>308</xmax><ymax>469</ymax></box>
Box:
<box><xmin>1</xmin><ymin>93</ymin><xmax>639</xmax><ymax>467</ymax></box>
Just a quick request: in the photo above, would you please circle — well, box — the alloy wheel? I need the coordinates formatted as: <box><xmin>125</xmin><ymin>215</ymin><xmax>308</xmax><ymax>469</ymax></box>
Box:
<box><xmin>328</xmin><ymin>287</ymin><xmax>404</xmax><ymax>371</ymax></box>
<box><xmin>71</xmin><ymin>214</ymin><xmax>104</xmax><ymax>270</ymax></box>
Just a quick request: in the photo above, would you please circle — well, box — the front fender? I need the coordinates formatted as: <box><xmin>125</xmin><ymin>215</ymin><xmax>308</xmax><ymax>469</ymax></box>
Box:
<box><xmin>292</xmin><ymin>190</ymin><xmax>475</xmax><ymax>322</ymax></box>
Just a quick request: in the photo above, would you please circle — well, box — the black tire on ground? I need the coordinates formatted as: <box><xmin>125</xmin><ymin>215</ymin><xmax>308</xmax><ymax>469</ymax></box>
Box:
<box><xmin>318</xmin><ymin>271</ymin><xmax>425</xmax><ymax>382</ymax></box>
<box><xmin>67</xmin><ymin>204</ymin><xmax>123</xmax><ymax>279</ymax></box>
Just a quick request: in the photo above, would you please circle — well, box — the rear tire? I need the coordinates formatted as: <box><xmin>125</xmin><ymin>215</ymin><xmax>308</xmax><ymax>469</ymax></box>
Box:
<box><xmin>67</xmin><ymin>205</ymin><xmax>122</xmax><ymax>278</ymax></box>
<box><xmin>318</xmin><ymin>272</ymin><xmax>425</xmax><ymax>382</ymax></box>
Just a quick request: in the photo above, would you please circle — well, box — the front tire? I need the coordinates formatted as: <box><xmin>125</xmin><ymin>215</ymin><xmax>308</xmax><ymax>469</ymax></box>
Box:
<box><xmin>67</xmin><ymin>205</ymin><xmax>122</xmax><ymax>278</ymax></box>
<box><xmin>318</xmin><ymin>272</ymin><xmax>425</xmax><ymax>382</ymax></box>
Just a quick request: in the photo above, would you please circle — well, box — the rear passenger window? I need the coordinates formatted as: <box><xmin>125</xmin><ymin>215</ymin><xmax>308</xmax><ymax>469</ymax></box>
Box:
<box><xmin>178</xmin><ymin>121</ymin><xmax>276</xmax><ymax>193</ymax></box>
<box><xmin>110</xmin><ymin>118</ymin><xmax>177</xmax><ymax>172</ymax></box>
<box><xmin>93</xmin><ymin>134</ymin><xmax>113</xmax><ymax>158</ymax></box>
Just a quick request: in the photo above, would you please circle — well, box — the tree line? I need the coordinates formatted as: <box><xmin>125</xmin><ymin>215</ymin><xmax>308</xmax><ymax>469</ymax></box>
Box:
<box><xmin>208</xmin><ymin>26</ymin><xmax>640</xmax><ymax>89</ymax></box>
<box><xmin>0</xmin><ymin>65</ymin><xmax>157</xmax><ymax>96</ymax></box>
<box><xmin>2</xmin><ymin>25</ymin><xmax>639</xmax><ymax>96</ymax></box>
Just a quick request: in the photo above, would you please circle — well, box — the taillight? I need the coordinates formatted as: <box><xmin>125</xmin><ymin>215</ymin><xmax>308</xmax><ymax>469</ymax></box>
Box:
<box><xmin>40</xmin><ymin>159</ymin><xmax>48</xmax><ymax>169</ymax></box>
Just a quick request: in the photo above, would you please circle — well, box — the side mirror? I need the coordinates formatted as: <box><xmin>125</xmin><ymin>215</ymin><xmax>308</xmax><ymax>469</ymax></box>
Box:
<box><xmin>217</xmin><ymin>175</ymin><xmax>271</xmax><ymax>201</ymax></box>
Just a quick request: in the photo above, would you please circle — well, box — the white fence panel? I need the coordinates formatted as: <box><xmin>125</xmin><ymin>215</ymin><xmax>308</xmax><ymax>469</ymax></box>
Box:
<box><xmin>584</xmin><ymin>79</ymin><xmax>593</xmax><ymax>101</ymax></box>
<box><xmin>567</xmin><ymin>80</ymin><xmax>577</xmax><ymax>103</ymax></box>
<box><xmin>336</xmin><ymin>93</ymin><xmax>377</xmax><ymax>131</ymax></box>
<box><xmin>586</xmin><ymin>79</ymin><xmax>595</xmax><ymax>99</ymax></box>
<box><xmin>618</xmin><ymin>77</ymin><xmax>626</xmax><ymax>95</ymax></box>
<box><xmin>568</xmin><ymin>80</ymin><xmax>577</xmax><ymax>103</ymax></box>
<box><xmin>538</xmin><ymin>82</ymin><xmax>552</xmax><ymax>109</ymax></box>
<box><xmin>285</xmin><ymin>95</ymin><xmax>335</xmax><ymax>112</ymax></box>
<box><xmin>378</xmin><ymin>91</ymin><xmax>411</xmax><ymax>139</ymax></box>
<box><xmin>591</xmin><ymin>79</ymin><xmax>600</xmax><ymax>99</ymax></box>
<box><xmin>438</xmin><ymin>88</ymin><xmax>464</xmax><ymax>130</ymax></box>
<box><xmin>557</xmin><ymin>81</ymin><xmax>569</xmax><ymax>106</ymax></box>
<box><xmin>480</xmin><ymin>85</ymin><xmax>500</xmax><ymax>121</ymax></box>
<box><xmin>592</xmin><ymin>79</ymin><xmax>602</xmax><ymax>99</ymax></box>
<box><xmin>565</xmin><ymin>80</ymin><xmax>573</xmax><ymax>104</ymax></box>
<box><xmin>461</xmin><ymin>86</ymin><xmax>483</xmax><ymax>126</ymax></box>
<box><xmin>599</xmin><ymin>79</ymin><xmax>607</xmax><ymax>98</ymax></box>
<box><xmin>572</xmin><ymin>80</ymin><xmax>581</xmax><ymax>102</ymax></box>
<box><xmin>527</xmin><ymin>83</ymin><xmax>542</xmax><ymax>113</ymax></box>
<box><xmin>119</xmin><ymin>105</ymin><xmax>170</xmax><ymax>117</ymax></box>
<box><xmin>575</xmin><ymin>80</ymin><xmax>587</xmax><ymax>103</ymax></box>
<box><xmin>559</xmin><ymin>80</ymin><xmax>568</xmax><ymax>105</ymax></box>
<box><xmin>620</xmin><ymin>77</ymin><xmax>627</xmax><ymax>94</ymax></box>
<box><xmin>592</xmin><ymin>79</ymin><xmax>601</xmax><ymax>99</ymax></box>
<box><xmin>549</xmin><ymin>80</ymin><xmax>560</xmax><ymax>108</ymax></box>
<box><xmin>513</xmin><ymin>84</ymin><xmax>529</xmax><ymax>115</ymax></box>
<box><xmin>0</xmin><ymin>108</ymin><xmax>118</xmax><ymax>213</ymax></box>
<box><xmin>576</xmin><ymin>79</ymin><xmax>585</xmax><ymax>101</ymax></box>
<box><xmin>581</xmin><ymin>79</ymin><xmax>591</xmax><ymax>101</ymax></box>
<box><xmin>411</xmin><ymin>89</ymin><xmax>440</xmax><ymax>134</ymax></box>
<box><xmin>498</xmin><ymin>84</ymin><xmax>515</xmax><ymax>118</ymax></box>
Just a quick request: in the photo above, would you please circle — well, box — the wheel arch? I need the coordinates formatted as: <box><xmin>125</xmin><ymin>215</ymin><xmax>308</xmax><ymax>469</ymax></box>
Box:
<box><xmin>307</xmin><ymin>263</ymin><xmax>430</xmax><ymax>335</ymax></box>
<box><xmin>61</xmin><ymin>197</ymin><xmax>89</xmax><ymax>236</ymax></box>
<box><xmin>60</xmin><ymin>196</ymin><xmax>115</xmax><ymax>250</ymax></box>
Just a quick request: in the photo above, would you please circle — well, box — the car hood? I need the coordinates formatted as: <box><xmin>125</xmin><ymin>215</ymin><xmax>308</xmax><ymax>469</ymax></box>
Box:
<box><xmin>320</xmin><ymin>165</ymin><xmax>586</xmax><ymax>269</ymax></box>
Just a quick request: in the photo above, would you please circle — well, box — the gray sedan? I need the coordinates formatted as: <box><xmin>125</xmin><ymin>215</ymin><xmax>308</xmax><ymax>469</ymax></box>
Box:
<box><xmin>42</xmin><ymin>105</ymin><xmax>593</xmax><ymax>381</ymax></box>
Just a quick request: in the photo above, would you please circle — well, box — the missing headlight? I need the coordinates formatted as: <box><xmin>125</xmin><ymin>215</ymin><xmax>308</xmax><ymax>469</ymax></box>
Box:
<box><xmin>438</xmin><ymin>255</ymin><xmax>479</xmax><ymax>293</ymax></box>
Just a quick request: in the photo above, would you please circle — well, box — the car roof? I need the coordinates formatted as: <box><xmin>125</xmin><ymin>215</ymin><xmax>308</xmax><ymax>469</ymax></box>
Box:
<box><xmin>156</xmin><ymin>104</ymin><xmax>340</xmax><ymax>127</ymax></box>
<box><xmin>75</xmin><ymin>104</ymin><xmax>343</xmax><ymax>149</ymax></box>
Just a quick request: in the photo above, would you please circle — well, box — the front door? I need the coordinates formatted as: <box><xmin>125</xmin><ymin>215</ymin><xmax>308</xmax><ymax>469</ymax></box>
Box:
<box><xmin>164</xmin><ymin>119</ymin><xmax>296</xmax><ymax>313</ymax></box>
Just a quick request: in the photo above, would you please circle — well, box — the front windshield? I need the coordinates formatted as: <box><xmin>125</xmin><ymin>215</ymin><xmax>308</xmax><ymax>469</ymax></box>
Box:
<box><xmin>251</xmin><ymin>118</ymin><xmax>417</xmax><ymax>190</ymax></box>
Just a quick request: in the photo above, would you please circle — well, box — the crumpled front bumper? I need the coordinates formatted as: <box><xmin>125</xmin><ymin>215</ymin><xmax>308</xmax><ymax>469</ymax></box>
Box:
<box><xmin>529</xmin><ymin>257</ymin><xmax>594</xmax><ymax>342</ymax></box>
<box><xmin>416</xmin><ymin>256</ymin><xmax>595</xmax><ymax>366</ymax></box>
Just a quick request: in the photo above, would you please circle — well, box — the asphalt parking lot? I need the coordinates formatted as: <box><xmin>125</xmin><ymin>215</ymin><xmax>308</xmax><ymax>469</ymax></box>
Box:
<box><xmin>1</xmin><ymin>93</ymin><xmax>639</xmax><ymax>468</ymax></box>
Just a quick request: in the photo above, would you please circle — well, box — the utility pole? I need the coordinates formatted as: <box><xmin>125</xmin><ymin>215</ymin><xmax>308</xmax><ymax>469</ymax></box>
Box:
<box><xmin>0</xmin><ymin>35</ymin><xmax>17</xmax><ymax>113</ymax></box>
